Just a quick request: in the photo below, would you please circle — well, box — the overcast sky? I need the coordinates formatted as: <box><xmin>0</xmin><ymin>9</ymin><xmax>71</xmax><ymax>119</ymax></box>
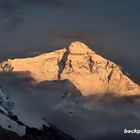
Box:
<box><xmin>0</xmin><ymin>0</ymin><xmax>140</xmax><ymax>83</ymax></box>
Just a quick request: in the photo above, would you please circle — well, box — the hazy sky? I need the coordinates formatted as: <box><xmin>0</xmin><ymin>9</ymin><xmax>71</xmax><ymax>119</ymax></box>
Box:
<box><xmin>0</xmin><ymin>0</ymin><xmax>140</xmax><ymax>83</ymax></box>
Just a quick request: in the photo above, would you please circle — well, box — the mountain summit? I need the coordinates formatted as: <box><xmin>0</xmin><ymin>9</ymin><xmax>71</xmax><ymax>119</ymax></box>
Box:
<box><xmin>0</xmin><ymin>41</ymin><xmax>139</xmax><ymax>96</ymax></box>
<box><xmin>68</xmin><ymin>41</ymin><xmax>94</xmax><ymax>54</ymax></box>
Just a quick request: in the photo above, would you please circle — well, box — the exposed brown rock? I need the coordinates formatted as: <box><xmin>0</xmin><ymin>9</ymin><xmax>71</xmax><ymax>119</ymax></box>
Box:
<box><xmin>0</xmin><ymin>127</ymin><xmax>21</xmax><ymax>140</ymax></box>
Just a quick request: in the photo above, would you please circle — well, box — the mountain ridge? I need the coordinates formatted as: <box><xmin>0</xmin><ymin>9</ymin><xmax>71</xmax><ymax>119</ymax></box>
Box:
<box><xmin>0</xmin><ymin>41</ymin><xmax>139</xmax><ymax>96</ymax></box>
<box><xmin>0</xmin><ymin>85</ymin><xmax>76</xmax><ymax>140</ymax></box>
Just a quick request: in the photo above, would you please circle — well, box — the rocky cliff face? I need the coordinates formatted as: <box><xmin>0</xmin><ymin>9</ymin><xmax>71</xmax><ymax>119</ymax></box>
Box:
<box><xmin>0</xmin><ymin>41</ymin><xmax>139</xmax><ymax>96</ymax></box>
<box><xmin>0</xmin><ymin>125</ymin><xmax>75</xmax><ymax>140</ymax></box>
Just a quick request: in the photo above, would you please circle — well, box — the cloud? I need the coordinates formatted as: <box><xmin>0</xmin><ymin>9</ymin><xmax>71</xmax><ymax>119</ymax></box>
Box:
<box><xmin>23</xmin><ymin>0</ymin><xmax>93</xmax><ymax>9</ymax></box>
<box><xmin>106</xmin><ymin>0</ymin><xmax>124</xmax><ymax>5</ymax></box>
<box><xmin>0</xmin><ymin>0</ymin><xmax>24</xmax><ymax>32</ymax></box>
<box><xmin>0</xmin><ymin>0</ymin><xmax>93</xmax><ymax>33</ymax></box>
<box><xmin>23</xmin><ymin>0</ymin><xmax>63</xmax><ymax>6</ymax></box>
<box><xmin>47</xmin><ymin>29</ymin><xmax>96</xmax><ymax>46</ymax></box>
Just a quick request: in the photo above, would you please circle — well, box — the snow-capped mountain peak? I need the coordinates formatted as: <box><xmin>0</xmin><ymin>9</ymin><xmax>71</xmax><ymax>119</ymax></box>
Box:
<box><xmin>0</xmin><ymin>41</ymin><xmax>139</xmax><ymax>96</ymax></box>
<box><xmin>67</xmin><ymin>41</ymin><xmax>94</xmax><ymax>54</ymax></box>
